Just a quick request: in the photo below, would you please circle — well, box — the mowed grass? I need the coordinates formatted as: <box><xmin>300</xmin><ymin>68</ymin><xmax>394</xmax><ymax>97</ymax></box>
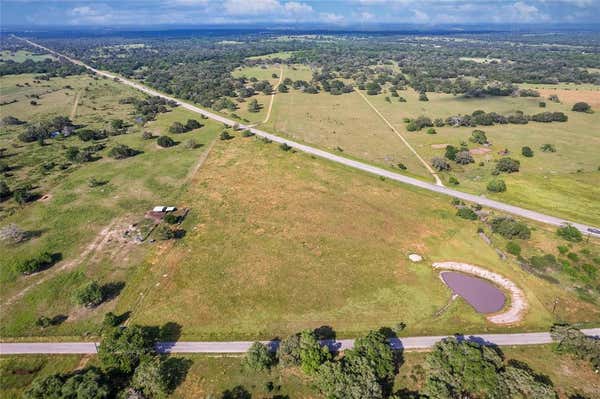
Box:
<box><xmin>357</xmin><ymin>87</ymin><xmax>600</xmax><ymax>226</ymax></box>
<box><xmin>116</xmin><ymin>136</ymin><xmax>599</xmax><ymax>341</ymax></box>
<box><xmin>0</xmin><ymin>74</ymin><xmax>221</xmax><ymax>338</ymax></box>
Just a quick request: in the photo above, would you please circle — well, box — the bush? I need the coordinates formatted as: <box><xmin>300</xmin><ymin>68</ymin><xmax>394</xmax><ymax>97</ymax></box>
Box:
<box><xmin>495</xmin><ymin>157</ymin><xmax>520</xmax><ymax>173</ymax></box>
<box><xmin>244</xmin><ymin>342</ymin><xmax>274</xmax><ymax>371</ymax></box>
<box><xmin>469</xmin><ymin>129</ymin><xmax>488</xmax><ymax>144</ymax></box>
<box><xmin>157</xmin><ymin>136</ymin><xmax>175</xmax><ymax>148</ymax></box>
<box><xmin>521</xmin><ymin>146</ymin><xmax>534</xmax><ymax>157</ymax></box>
<box><xmin>169</xmin><ymin>122</ymin><xmax>187</xmax><ymax>134</ymax></box>
<box><xmin>491</xmin><ymin>217</ymin><xmax>531</xmax><ymax>239</ymax></box>
<box><xmin>486</xmin><ymin>179</ymin><xmax>507</xmax><ymax>192</ymax></box>
<box><xmin>108</xmin><ymin>144</ymin><xmax>138</xmax><ymax>159</ymax></box>
<box><xmin>506</xmin><ymin>241</ymin><xmax>521</xmax><ymax>256</ymax></box>
<box><xmin>219</xmin><ymin>131</ymin><xmax>233</xmax><ymax>140</ymax></box>
<box><xmin>280</xmin><ymin>142</ymin><xmax>292</xmax><ymax>151</ymax></box>
<box><xmin>0</xmin><ymin>181</ymin><xmax>11</xmax><ymax>200</ymax></box>
<box><xmin>456</xmin><ymin>207</ymin><xmax>478</xmax><ymax>220</ymax></box>
<box><xmin>572</xmin><ymin>102</ymin><xmax>591</xmax><ymax>112</ymax></box>
<box><xmin>278</xmin><ymin>333</ymin><xmax>301</xmax><ymax>367</ymax></box>
<box><xmin>455</xmin><ymin>150</ymin><xmax>474</xmax><ymax>165</ymax></box>
<box><xmin>557</xmin><ymin>225</ymin><xmax>583</xmax><ymax>242</ymax></box>
<box><xmin>13</xmin><ymin>186</ymin><xmax>35</xmax><ymax>204</ymax></box>
<box><xmin>103</xmin><ymin>312</ymin><xmax>120</xmax><ymax>327</ymax></box>
<box><xmin>444</xmin><ymin>145</ymin><xmax>458</xmax><ymax>161</ymax></box>
<box><xmin>540</xmin><ymin>143</ymin><xmax>556</xmax><ymax>152</ymax></box>
<box><xmin>73</xmin><ymin>281</ymin><xmax>104</xmax><ymax>307</ymax></box>
<box><xmin>426</xmin><ymin>127</ymin><xmax>437</xmax><ymax>134</ymax></box>
<box><xmin>185</xmin><ymin>119</ymin><xmax>202</xmax><ymax>130</ymax></box>
<box><xmin>418</xmin><ymin>92</ymin><xmax>429</xmax><ymax>101</ymax></box>
<box><xmin>16</xmin><ymin>251</ymin><xmax>54</xmax><ymax>275</ymax></box>
<box><xmin>241</xmin><ymin>129</ymin><xmax>254</xmax><ymax>137</ymax></box>
<box><xmin>448</xmin><ymin>176</ymin><xmax>459</xmax><ymax>185</ymax></box>
<box><xmin>431</xmin><ymin>157</ymin><xmax>450</xmax><ymax>171</ymax></box>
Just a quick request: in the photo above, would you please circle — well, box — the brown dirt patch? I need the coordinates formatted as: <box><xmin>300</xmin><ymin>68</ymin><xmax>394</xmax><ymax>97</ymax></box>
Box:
<box><xmin>39</xmin><ymin>193</ymin><xmax>52</xmax><ymax>202</ymax></box>
<box><xmin>431</xmin><ymin>143</ymin><xmax>449</xmax><ymax>149</ymax></box>
<box><xmin>469</xmin><ymin>147</ymin><xmax>492</xmax><ymax>155</ymax></box>
<box><xmin>538</xmin><ymin>88</ymin><xmax>600</xmax><ymax>108</ymax></box>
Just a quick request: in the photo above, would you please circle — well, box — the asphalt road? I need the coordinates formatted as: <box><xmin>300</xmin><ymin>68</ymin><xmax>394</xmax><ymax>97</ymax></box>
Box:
<box><xmin>2</xmin><ymin>328</ymin><xmax>599</xmax><ymax>354</ymax></box>
<box><xmin>16</xmin><ymin>37</ymin><xmax>600</xmax><ymax>238</ymax></box>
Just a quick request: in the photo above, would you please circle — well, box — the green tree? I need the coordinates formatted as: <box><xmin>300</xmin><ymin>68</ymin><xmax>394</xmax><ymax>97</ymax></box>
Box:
<box><xmin>455</xmin><ymin>150</ymin><xmax>474</xmax><ymax>165</ymax></box>
<box><xmin>185</xmin><ymin>119</ymin><xmax>202</xmax><ymax>130</ymax></box>
<box><xmin>132</xmin><ymin>357</ymin><xmax>171</xmax><ymax>399</ymax></box>
<box><xmin>248</xmin><ymin>99</ymin><xmax>260</xmax><ymax>113</ymax></box>
<box><xmin>13</xmin><ymin>186</ymin><xmax>35</xmax><ymax>204</ymax></box>
<box><xmin>299</xmin><ymin>329</ymin><xmax>331</xmax><ymax>375</ymax></box>
<box><xmin>73</xmin><ymin>281</ymin><xmax>104</xmax><ymax>307</ymax></box>
<box><xmin>108</xmin><ymin>144</ymin><xmax>138</xmax><ymax>159</ymax></box>
<box><xmin>277</xmin><ymin>333</ymin><xmax>302</xmax><ymax>367</ymax></box>
<box><xmin>61</xmin><ymin>369</ymin><xmax>109</xmax><ymax>399</ymax></box>
<box><xmin>540</xmin><ymin>143</ymin><xmax>556</xmax><ymax>152</ymax></box>
<box><xmin>0</xmin><ymin>180</ymin><xmax>10</xmax><ymax>200</ymax></box>
<box><xmin>506</xmin><ymin>241</ymin><xmax>521</xmax><ymax>256</ymax></box>
<box><xmin>316</xmin><ymin>356</ymin><xmax>383</xmax><ymax>399</ymax></box>
<box><xmin>495</xmin><ymin>157</ymin><xmax>520</xmax><ymax>173</ymax></box>
<box><xmin>244</xmin><ymin>342</ymin><xmax>274</xmax><ymax>371</ymax></box>
<box><xmin>16</xmin><ymin>251</ymin><xmax>53</xmax><ymax>275</ymax></box>
<box><xmin>220</xmin><ymin>131</ymin><xmax>233</xmax><ymax>140</ymax></box>
<box><xmin>110</xmin><ymin>119</ymin><xmax>125</xmax><ymax>131</ymax></box>
<box><xmin>98</xmin><ymin>325</ymin><xmax>157</xmax><ymax>374</ymax></box>
<box><xmin>487</xmin><ymin>179</ymin><xmax>507</xmax><ymax>193</ymax></box>
<box><xmin>431</xmin><ymin>157</ymin><xmax>450</xmax><ymax>171</ymax></box>
<box><xmin>556</xmin><ymin>225</ymin><xmax>583</xmax><ymax>242</ymax></box>
<box><xmin>424</xmin><ymin>338</ymin><xmax>503</xmax><ymax>399</ymax></box>
<box><xmin>444</xmin><ymin>145</ymin><xmax>458</xmax><ymax>161</ymax></box>
<box><xmin>169</xmin><ymin>121</ymin><xmax>186</xmax><ymax>134</ymax></box>
<box><xmin>497</xmin><ymin>365</ymin><xmax>557</xmax><ymax>399</ymax></box>
<box><xmin>456</xmin><ymin>207</ymin><xmax>478</xmax><ymax>220</ymax></box>
<box><xmin>469</xmin><ymin>129</ymin><xmax>488</xmax><ymax>144</ymax></box>
<box><xmin>24</xmin><ymin>374</ymin><xmax>64</xmax><ymax>399</ymax></box>
<box><xmin>346</xmin><ymin>330</ymin><xmax>395</xmax><ymax>386</ymax></box>
<box><xmin>491</xmin><ymin>217</ymin><xmax>531</xmax><ymax>239</ymax></box>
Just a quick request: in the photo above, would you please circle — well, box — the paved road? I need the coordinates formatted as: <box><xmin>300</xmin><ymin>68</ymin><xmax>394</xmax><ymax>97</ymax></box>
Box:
<box><xmin>2</xmin><ymin>328</ymin><xmax>599</xmax><ymax>354</ymax></box>
<box><xmin>16</xmin><ymin>37</ymin><xmax>600</xmax><ymax>238</ymax></box>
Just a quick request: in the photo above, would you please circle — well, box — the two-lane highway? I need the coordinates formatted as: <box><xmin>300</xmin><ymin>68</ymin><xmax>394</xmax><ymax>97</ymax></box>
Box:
<box><xmin>2</xmin><ymin>328</ymin><xmax>599</xmax><ymax>354</ymax></box>
<box><xmin>15</xmin><ymin>36</ymin><xmax>600</xmax><ymax>238</ymax></box>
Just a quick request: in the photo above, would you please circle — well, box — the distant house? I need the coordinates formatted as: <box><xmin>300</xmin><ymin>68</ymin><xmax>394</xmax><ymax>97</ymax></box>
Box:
<box><xmin>152</xmin><ymin>206</ymin><xmax>177</xmax><ymax>213</ymax></box>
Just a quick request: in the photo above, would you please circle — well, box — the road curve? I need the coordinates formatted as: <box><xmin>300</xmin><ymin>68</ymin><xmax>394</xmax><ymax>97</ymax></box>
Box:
<box><xmin>16</xmin><ymin>37</ymin><xmax>600</xmax><ymax>238</ymax></box>
<box><xmin>2</xmin><ymin>328</ymin><xmax>599</xmax><ymax>354</ymax></box>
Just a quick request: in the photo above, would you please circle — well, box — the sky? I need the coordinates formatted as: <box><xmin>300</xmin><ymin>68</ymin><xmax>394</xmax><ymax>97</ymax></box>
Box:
<box><xmin>1</xmin><ymin>0</ymin><xmax>600</xmax><ymax>28</ymax></box>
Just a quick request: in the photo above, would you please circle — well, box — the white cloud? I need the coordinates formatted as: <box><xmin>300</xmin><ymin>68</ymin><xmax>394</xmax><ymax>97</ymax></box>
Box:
<box><xmin>319</xmin><ymin>12</ymin><xmax>345</xmax><ymax>24</ymax></box>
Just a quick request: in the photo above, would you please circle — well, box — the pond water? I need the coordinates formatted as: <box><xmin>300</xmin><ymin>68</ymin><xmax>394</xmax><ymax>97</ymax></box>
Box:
<box><xmin>441</xmin><ymin>271</ymin><xmax>505</xmax><ymax>314</ymax></box>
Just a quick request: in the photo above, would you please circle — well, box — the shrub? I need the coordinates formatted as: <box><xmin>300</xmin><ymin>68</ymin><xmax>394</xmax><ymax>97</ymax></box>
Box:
<box><xmin>506</xmin><ymin>241</ymin><xmax>521</xmax><ymax>256</ymax></box>
<box><xmin>241</xmin><ymin>129</ymin><xmax>254</xmax><ymax>137</ymax></box>
<box><xmin>426</xmin><ymin>127</ymin><xmax>437</xmax><ymax>134</ymax></box>
<box><xmin>36</xmin><ymin>316</ymin><xmax>52</xmax><ymax>328</ymax></box>
<box><xmin>73</xmin><ymin>281</ymin><xmax>104</xmax><ymax>307</ymax></box>
<box><xmin>456</xmin><ymin>207</ymin><xmax>478</xmax><ymax>220</ymax></box>
<box><xmin>572</xmin><ymin>102</ymin><xmax>591</xmax><ymax>112</ymax></box>
<box><xmin>244</xmin><ymin>342</ymin><xmax>274</xmax><ymax>371</ymax></box>
<box><xmin>418</xmin><ymin>92</ymin><xmax>429</xmax><ymax>101</ymax></box>
<box><xmin>142</xmin><ymin>131</ymin><xmax>154</xmax><ymax>140</ymax></box>
<box><xmin>431</xmin><ymin>157</ymin><xmax>450</xmax><ymax>171</ymax></box>
<box><xmin>521</xmin><ymin>146</ymin><xmax>534</xmax><ymax>157</ymax></box>
<box><xmin>280</xmin><ymin>142</ymin><xmax>292</xmax><ymax>151</ymax></box>
<box><xmin>185</xmin><ymin>119</ymin><xmax>202</xmax><ymax>130</ymax></box>
<box><xmin>455</xmin><ymin>150</ymin><xmax>474</xmax><ymax>165</ymax></box>
<box><xmin>444</xmin><ymin>145</ymin><xmax>458</xmax><ymax>161</ymax></box>
<box><xmin>530</xmin><ymin>254</ymin><xmax>559</xmax><ymax>270</ymax></box>
<box><xmin>469</xmin><ymin>129</ymin><xmax>488</xmax><ymax>145</ymax></box>
<box><xmin>0</xmin><ymin>181</ymin><xmax>11</xmax><ymax>200</ymax></box>
<box><xmin>108</xmin><ymin>144</ymin><xmax>138</xmax><ymax>159</ymax></box>
<box><xmin>157</xmin><ymin>136</ymin><xmax>175</xmax><ymax>148</ymax></box>
<box><xmin>557</xmin><ymin>225</ymin><xmax>583</xmax><ymax>242</ymax></box>
<box><xmin>16</xmin><ymin>251</ymin><xmax>54</xmax><ymax>275</ymax></box>
<box><xmin>278</xmin><ymin>333</ymin><xmax>302</xmax><ymax>367</ymax></box>
<box><xmin>168</xmin><ymin>121</ymin><xmax>186</xmax><ymax>134</ymax></box>
<box><xmin>486</xmin><ymin>179</ymin><xmax>507</xmax><ymax>192</ymax></box>
<box><xmin>540</xmin><ymin>143</ymin><xmax>556</xmax><ymax>152</ymax></box>
<box><xmin>163</xmin><ymin>214</ymin><xmax>179</xmax><ymax>224</ymax></box>
<box><xmin>13</xmin><ymin>186</ymin><xmax>35</xmax><ymax>204</ymax></box>
<box><xmin>557</xmin><ymin>245</ymin><xmax>569</xmax><ymax>255</ymax></box>
<box><xmin>490</xmin><ymin>217</ymin><xmax>531</xmax><ymax>239</ymax></box>
<box><xmin>397</xmin><ymin>163</ymin><xmax>407</xmax><ymax>170</ymax></box>
<box><xmin>103</xmin><ymin>312</ymin><xmax>120</xmax><ymax>327</ymax></box>
<box><xmin>495</xmin><ymin>157</ymin><xmax>520</xmax><ymax>173</ymax></box>
<box><xmin>448</xmin><ymin>176</ymin><xmax>459</xmax><ymax>185</ymax></box>
<box><xmin>219</xmin><ymin>131</ymin><xmax>233</xmax><ymax>140</ymax></box>
<box><xmin>539</xmin><ymin>101</ymin><xmax>546</xmax><ymax>108</ymax></box>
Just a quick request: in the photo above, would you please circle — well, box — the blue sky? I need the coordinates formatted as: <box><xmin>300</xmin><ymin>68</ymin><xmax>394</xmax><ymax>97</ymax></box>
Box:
<box><xmin>2</xmin><ymin>0</ymin><xmax>599</xmax><ymax>27</ymax></box>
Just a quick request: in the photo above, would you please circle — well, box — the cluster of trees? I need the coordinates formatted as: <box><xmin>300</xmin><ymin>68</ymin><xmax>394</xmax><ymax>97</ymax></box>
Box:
<box><xmin>551</xmin><ymin>324</ymin><xmax>600</xmax><ymax>372</ymax></box>
<box><xmin>441</xmin><ymin>110</ymin><xmax>567</xmax><ymax>128</ymax></box>
<box><xmin>0</xmin><ymin>58</ymin><xmax>87</xmax><ymax>78</ymax></box>
<box><xmin>18</xmin><ymin>116</ymin><xmax>74</xmax><ymax>143</ymax></box>
<box><xmin>490</xmin><ymin>217</ymin><xmax>531</xmax><ymax>239</ymax></box>
<box><xmin>168</xmin><ymin>119</ymin><xmax>202</xmax><ymax>134</ymax></box>
<box><xmin>25</xmin><ymin>323</ymin><xmax>190</xmax><ymax>399</ymax></box>
<box><xmin>108</xmin><ymin>144</ymin><xmax>139</xmax><ymax>159</ymax></box>
<box><xmin>120</xmin><ymin>96</ymin><xmax>177</xmax><ymax>122</ymax></box>
<box><xmin>16</xmin><ymin>251</ymin><xmax>57</xmax><ymax>275</ymax></box>
<box><xmin>556</xmin><ymin>224</ymin><xmax>583</xmax><ymax>242</ymax></box>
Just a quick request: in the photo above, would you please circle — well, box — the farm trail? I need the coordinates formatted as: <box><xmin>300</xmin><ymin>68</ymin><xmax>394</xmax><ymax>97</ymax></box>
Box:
<box><xmin>70</xmin><ymin>91</ymin><xmax>81</xmax><ymax>119</ymax></box>
<box><xmin>262</xmin><ymin>64</ymin><xmax>284</xmax><ymax>124</ymax></box>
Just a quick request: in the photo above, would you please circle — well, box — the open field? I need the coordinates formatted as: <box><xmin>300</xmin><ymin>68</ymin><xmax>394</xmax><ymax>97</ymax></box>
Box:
<box><xmin>2</xmin><ymin>344</ymin><xmax>597</xmax><ymax>399</ymax></box>
<box><xmin>246</xmin><ymin>51</ymin><xmax>296</xmax><ymax>60</ymax></box>
<box><xmin>352</xmin><ymin>87</ymin><xmax>600</xmax><ymax>226</ymax></box>
<box><xmin>115</xmin><ymin>135</ymin><xmax>599</xmax><ymax>341</ymax></box>
<box><xmin>0</xmin><ymin>73</ymin><xmax>221</xmax><ymax>338</ymax></box>
<box><xmin>0</xmin><ymin>50</ymin><xmax>55</xmax><ymax>63</ymax></box>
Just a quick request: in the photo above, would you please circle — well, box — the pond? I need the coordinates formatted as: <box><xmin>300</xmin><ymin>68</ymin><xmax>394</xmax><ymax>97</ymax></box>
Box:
<box><xmin>441</xmin><ymin>271</ymin><xmax>506</xmax><ymax>314</ymax></box>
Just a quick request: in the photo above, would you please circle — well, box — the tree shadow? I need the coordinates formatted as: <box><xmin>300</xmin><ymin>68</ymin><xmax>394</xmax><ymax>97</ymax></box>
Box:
<box><xmin>314</xmin><ymin>325</ymin><xmax>336</xmax><ymax>340</ymax></box>
<box><xmin>50</xmin><ymin>314</ymin><xmax>68</xmax><ymax>326</ymax></box>
<box><xmin>101</xmin><ymin>281</ymin><xmax>125</xmax><ymax>302</ymax></box>
<box><xmin>507</xmin><ymin>359</ymin><xmax>554</xmax><ymax>386</ymax></box>
<box><xmin>393</xmin><ymin>388</ymin><xmax>423</xmax><ymax>399</ymax></box>
<box><xmin>36</xmin><ymin>252</ymin><xmax>62</xmax><ymax>272</ymax></box>
<box><xmin>160</xmin><ymin>322</ymin><xmax>182</xmax><ymax>342</ymax></box>
<box><xmin>221</xmin><ymin>385</ymin><xmax>251</xmax><ymax>399</ymax></box>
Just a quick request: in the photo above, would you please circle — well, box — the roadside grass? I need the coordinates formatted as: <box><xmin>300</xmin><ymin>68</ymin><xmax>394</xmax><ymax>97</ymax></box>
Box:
<box><xmin>116</xmin><ymin>136</ymin><xmax>599</xmax><ymax>341</ymax></box>
<box><xmin>2</xmin><ymin>344</ymin><xmax>597</xmax><ymax>399</ymax></box>
<box><xmin>356</xmin><ymin>87</ymin><xmax>600</xmax><ymax>226</ymax></box>
<box><xmin>0</xmin><ymin>355</ymin><xmax>82</xmax><ymax>399</ymax></box>
<box><xmin>1</xmin><ymin>73</ymin><xmax>220</xmax><ymax>338</ymax></box>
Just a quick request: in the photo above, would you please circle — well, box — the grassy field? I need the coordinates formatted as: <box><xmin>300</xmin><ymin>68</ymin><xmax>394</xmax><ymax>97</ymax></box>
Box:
<box><xmin>2</xmin><ymin>344</ymin><xmax>597</xmax><ymax>399</ymax></box>
<box><xmin>0</xmin><ymin>50</ymin><xmax>55</xmax><ymax>63</ymax></box>
<box><xmin>114</xmin><ymin>135</ymin><xmax>599</xmax><ymax>341</ymax></box>
<box><xmin>361</xmin><ymin>87</ymin><xmax>600</xmax><ymax>225</ymax></box>
<box><xmin>246</xmin><ymin>51</ymin><xmax>296</xmax><ymax>60</ymax></box>
<box><xmin>0</xmin><ymin>73</ymin><xmax>221</xmax><ymax>338</ymax></box>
